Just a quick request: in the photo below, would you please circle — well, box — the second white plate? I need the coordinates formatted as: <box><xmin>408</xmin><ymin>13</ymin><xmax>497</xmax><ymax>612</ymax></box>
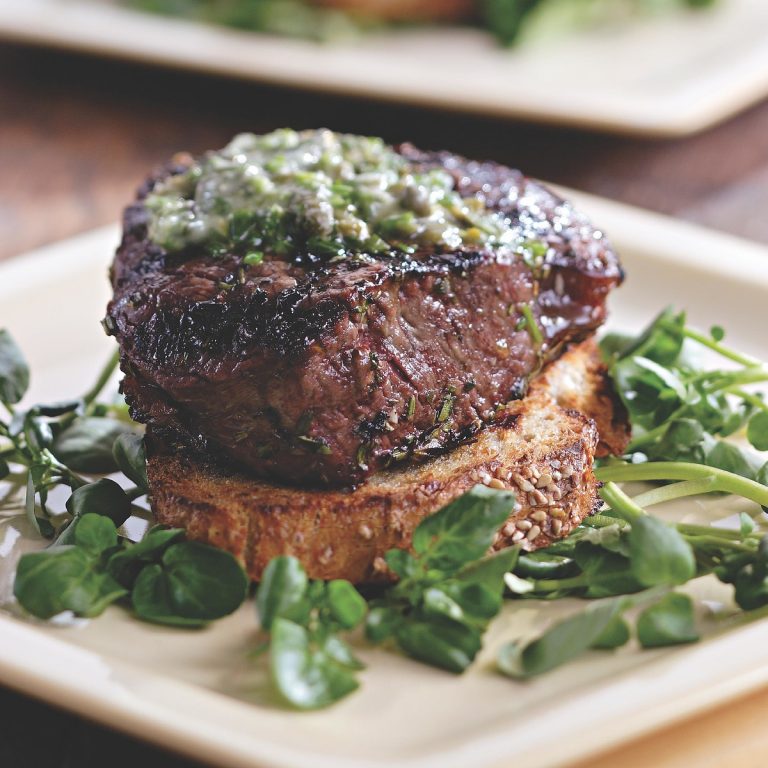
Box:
<box><xmin>1</xmin><ymin>0</ymin><xmax>768</xmax><ymax>136</ymax></box>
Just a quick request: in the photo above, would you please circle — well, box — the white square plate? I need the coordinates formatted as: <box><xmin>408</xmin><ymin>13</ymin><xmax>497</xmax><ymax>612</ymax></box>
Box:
<box><xmin>1</xmin><ymin>192</ymin><xmax>768</xmax><ymax>768</ymax></box>
<box><xmin>1</xmin><ymin>0</ymin><xmax>768</xmax><ymax>136</ymax></box>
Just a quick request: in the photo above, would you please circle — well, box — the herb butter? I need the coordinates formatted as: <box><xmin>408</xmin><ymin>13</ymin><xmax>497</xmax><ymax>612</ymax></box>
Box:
<box><xmin>145</xmin><ymin>128</ymin><xmax>522</xmax><ymax>260</ymax></box>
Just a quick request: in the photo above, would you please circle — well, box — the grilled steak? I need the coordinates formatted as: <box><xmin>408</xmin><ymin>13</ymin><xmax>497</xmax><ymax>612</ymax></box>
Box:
<box><xmin>106</xmin><ymin>131</ymin><xmax>622</xmax><ymax>488</ymax></box>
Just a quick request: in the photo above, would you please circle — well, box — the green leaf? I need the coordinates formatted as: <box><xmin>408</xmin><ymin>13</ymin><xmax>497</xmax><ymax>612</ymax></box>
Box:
<box><xmin>14</xmin><ymin>546</ymin><xmax>127</xmax><ymax>619</ymax></box>
<box><xmin>321</xmin><ymin>634</ymin><xmax>365</xmax><ymax>671</ymax></box>
<box><xmin>54</xmin><ymin>418</ymin><xmax>134</xmax><ymax>473</ymax></box>
<box><xmin>364</xmin><ymin>606</ymin><xmax>402</xmax><ymax>644</ymax></box>
<box><xmin>0</xmin><ymin>456</ymin><xmax>8</xmax><ymax>480</ymax></box>
<box><xmin>106</xmin><ymin>526</ymin><xmax>184</xmax><ymax>588</ymax></box>
<box><xmin>633</xmin><ymin>357</ymin><xmax>688</xmax><ymax>401</ymax></box>
<box><xmin>113</xmin><ymin>432</ymin><xmax>149</xmax><ymax>492</ymax></box>
<box><xmin>656</xmin><ymin>419</ymin><xmax>706</xmax><ymax>460</ymax></box>
<box><xmin>66</xmin><ymin>477</ymin><xmax>131</xmax><ymax>521</ymax></box>
<box><xmin>24</xmin><ymin>472</ymin><xmax>42</xmax><ymax>538</ymax></box>
<box><xmin>573</xmin><ymin>543</ymin><xmax>644</xmax><ymax>597</ymax></box>
<box><xmin>747</xmin><ymin>411</ymin><xmax>768</xmax><ymax>452</ymax></box>
<box><xmin>395</xmin><ymin>617</ymin><xmax>483</xmax><ymax>673</ymax></box>
<box><xmin>256</xmin><ymin>556</ymin><xmax>309</xmax><ymax>631</ymax></box>
<box><xmin>739</xmin><ymin>512</ymin><xmax>756</xmax><ymax>538</ymax></box>
<box><xmin>577</xmin><ymin>523</ymin><xmax>629</xmax><ymax>556</ymax></box>
<box><xmin>758</xmin><ymin>462</ymin><xmax>768</xmax><ymax>514</ymax></box>
<box><xmin>637</xmin><ymin>593</ymin><xmax>699</xmax><ymax>648</ymax></box>
<box><xmin>73</xmin><ymin>513</ymin><xmax>120</xmax><ymax>555</ymax></box>
<box><xmin>326</xmin><ymin>580</ymin><xmax>367</xmax><ymax>629</ymax></box>
<box><xmin>590</xmin><ymin>615</ymin><xmax>631</xmax><ymax>650</ymax></box>
<box><xmin>422</xmin><ymin>586</ymin><xmax>465</xmax><ymax>623</ymax></box>
<box><xmin>481</xmin><ymin>0</ymin><xmax>542</xmax><ymax>46</ymax></box>
<box><xmin>270</xmin><ymin>618</ymin><xmax>360</xmax><ymax>710</ymax></box>
<box><xmin>384</xmin><ymin>548</ymin><xmax>416</xmax><ymax>579</ymax></box>
<box><xmin>0</xmin><ymin>329</ymin><xmax>30</xmax><ymax>405</ymax></box>
<box><xmin>411</xmin><ymin>485</ymin><xmax>516</xmax><ymax>572</ymax></box>
<box><xmin>706</xmin><ymin>440</ymin><xmax>761</xmax><ymax>481</ymax></box>
<box><xmin>456</xmin><ymin>547</ymin><xmax>520</xmax><ymax>591</ymax></box>
<box><xmin>130</xmin><ymin>564</ymin><xmax>206</xmax><ymax>628</ymax></box>
<box><xmin>628</xmin><ymin>516</ymin><xmax>696</xmax><ymax>587</ymax></box>
<box><xmin>498</xmin><ymin>598</ymin><xmax>627</xmax><ymax>679</ymax></box>
<box><xmin>24</xmin><ymin>415</ymin><xmax>53</xmax><ymax>451</ymax></box>
<box><xmin>131</xmin><ymin>542</ymin><xmax>248</xmax><ymax>626</ymax></box>
<box><xmin>614</xmin><ymin>307</ymin><xmax>685</xmax><ymax>367</ymax></box>
<box><xmin>717</xmin><ymin>537</ymin><xmax>768</xmax><ymax>610</ymax></box>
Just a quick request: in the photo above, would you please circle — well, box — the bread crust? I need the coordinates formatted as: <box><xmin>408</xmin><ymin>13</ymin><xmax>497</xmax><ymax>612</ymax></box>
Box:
<box><xmin>146</xmin><ymin>339</ymin><xmax>629</xmax><ymax>583</ymax></box>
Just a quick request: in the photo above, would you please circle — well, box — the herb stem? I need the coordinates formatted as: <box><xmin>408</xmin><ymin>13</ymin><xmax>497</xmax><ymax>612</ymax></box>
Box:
<box><xmin>722</xmin><ymin>387</ymin><xmax>768</xmax><ymax>411</ymax></box>
<box><xmin>82</xmin><ymin>347</ymin><xmax>121</xmax><ymax>411</ymax></box>
<box><xmin>700</xmin><ymin>369</ymin><xmax>768</xmax><ymax>391</ymax></box>
<box><xmin>675</xmin><ymin>522</ymin><xmax>755</xmax><ymax>540</ymax></box>
<box><xmin>683</xmin><ymin>328</ymin><xmax>762</xmax><ymax>367</ymax></box>
<box><xmin>626</xmin><ymin>409</ymin><xmax>686</xmax><ymax>450</ymax></box>
<box><xmin>519</xmin><ymin>304</ymin><xmax>542</xmax><ymax>345</ymax></box>
<box><xmin>630</xmin><ymin>477</ymin><xmax>719</xmax><ymax>508</ymax></box>
<box><xmin>125</xmin><ymin>486</ymin><xmax>146</xmax><ymax>501</ymax></box>
<box><xmin>596</xmin><ymin>462</ymin><xmax>768</xmax><ymax>509</ymax></box>
<box><xmin>583</xmin><ymin>514</ymin><xmax>630</xmax><ymax>529</ymax></box>
<box><xmin>599</xmin><ymin>481</ymin><xmax>646</xmax><ymax>522</ymax></box>
<box><xmin>681</xmin><ymin>534</ymin><xmax>754</xmax><ymax>553</ymax></box>
<box><xmin>530</xmin><ymin>575</ymin><xmax>590</xmax><ymax>592</ymax></box>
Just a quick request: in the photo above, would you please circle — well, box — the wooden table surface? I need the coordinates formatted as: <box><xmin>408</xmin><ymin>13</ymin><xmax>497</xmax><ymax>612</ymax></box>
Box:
<box><xmin>2</xmin><ymin>39</ymin><xmax>768</xmax><ymax>768</ymax></box>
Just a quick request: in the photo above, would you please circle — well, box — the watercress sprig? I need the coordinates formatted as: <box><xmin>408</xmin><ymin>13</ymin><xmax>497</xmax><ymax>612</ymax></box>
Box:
<box><xmin>600</xmin><ymin>307</ymin><xmax>768</xmax><ymax>480</ymax></box>
<box><xmin>1</xmin><ymin>328</ymin><xmax>248</xmax><ymax>627</ymax></box>
<box><xmin>14</xmin><ymin>515</ymin><xmax>249</xmax><ymax>626</ymax></box>
<box><xmin>364</xmin><ymin>486</ymin><xmax>519</xmax><ymax>672</ymax></box>
<box><xmin>255</xmin><ymin>556</ymin><xmax>368</xmax><ymax>709</ymax></box>
<box><xmin>498</xmin><ymin>474</ymin><xmax>768</xmax><ymax>678</ymax></box>
<box><xmin>0</xmin><ymin>329</ymin><xmax>143</xmax><ymax>538</ymax></box>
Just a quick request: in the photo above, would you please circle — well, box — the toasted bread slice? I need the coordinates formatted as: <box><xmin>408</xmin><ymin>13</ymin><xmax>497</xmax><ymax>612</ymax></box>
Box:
<box><xmin>146</xmin><ymin>339</ymin><xmax>629</xmax><ymax>583</ymax></box>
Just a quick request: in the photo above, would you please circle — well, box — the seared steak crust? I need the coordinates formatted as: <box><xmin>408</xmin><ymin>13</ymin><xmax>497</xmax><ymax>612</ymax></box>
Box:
<box><xmin>107</xmin><ymin>143</ymin><xmax>622</xmax><ymax>488</ymax></box>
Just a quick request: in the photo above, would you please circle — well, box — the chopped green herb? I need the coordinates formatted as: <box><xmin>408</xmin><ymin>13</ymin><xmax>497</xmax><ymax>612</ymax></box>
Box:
<box><xmin>356</xmin><ymin>443</ymin><xmax>369</xmax><ymax>471</ymax></box>
<box><xmin>296</xmin><ymin>435</ymin><xmax>332</xmax><ymax>455</ymax></box>
<box><xmin>436</xmin><ymin>393</ymin><xmax>455</xmax><ymax>423</ymax></box>
<box><xmin>243</xmin><ymin>250</ymin><xmax>264</xmax><ymax>266</ymax></box>
<box><xmin>518</xmin><ymin>304</ymin><xmax>542</xmax><ymax>345</ymax></box>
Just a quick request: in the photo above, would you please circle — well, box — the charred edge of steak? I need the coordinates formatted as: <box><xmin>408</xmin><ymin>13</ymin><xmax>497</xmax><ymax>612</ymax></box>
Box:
<box><xmin>106</xmin><ymin>143</ymin><xmax>622</xmax><ymax>489</ymax></box>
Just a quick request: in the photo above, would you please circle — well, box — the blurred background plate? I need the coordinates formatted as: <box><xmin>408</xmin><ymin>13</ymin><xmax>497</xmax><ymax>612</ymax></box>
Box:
<box><xmin>0</xmin><ymin>0</ymin><xmax>767</xmax><ymax>137</ymax></box>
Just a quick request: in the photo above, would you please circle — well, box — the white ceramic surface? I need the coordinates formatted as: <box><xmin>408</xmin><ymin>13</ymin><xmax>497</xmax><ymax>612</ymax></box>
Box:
<box><xmin>0</xmin><ymin>193</ymin><xmax>768</xmax><ymax>768</ymax></box>
<box><xmin>0</xmin><ymin>0</ymin><xmax>768</xmax><ymax>136</ymax></box>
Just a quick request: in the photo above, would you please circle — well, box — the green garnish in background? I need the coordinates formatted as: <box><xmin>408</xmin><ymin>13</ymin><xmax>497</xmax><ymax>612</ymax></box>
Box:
<box><xmin>122</xmin><ymin>0</ymin><xmax>717</xmax><ymax>46</ymax></box>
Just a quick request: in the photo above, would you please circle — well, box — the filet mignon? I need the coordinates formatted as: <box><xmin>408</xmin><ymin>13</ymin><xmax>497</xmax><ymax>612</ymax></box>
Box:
<box><xmin>106</xmin><ymin>131</ymin><xmax>622</xmax><ymax>488</ymax></box>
